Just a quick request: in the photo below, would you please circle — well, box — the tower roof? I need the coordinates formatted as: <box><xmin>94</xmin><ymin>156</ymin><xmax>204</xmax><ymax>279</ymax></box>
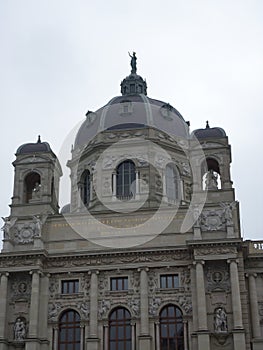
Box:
<box><xmin>191</xmin><ymin>121</ymin><xmax>227</xmax><ymax>139</ymax></box>
<box><xmin>16</xmin><ymin>135</ymin><xmax>54</xmax><ymax>155</ymax></box>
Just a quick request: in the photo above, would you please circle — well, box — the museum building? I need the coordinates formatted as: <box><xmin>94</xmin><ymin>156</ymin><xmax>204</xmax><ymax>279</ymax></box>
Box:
<box><xmin>0</xmin><ymin>55</ymin><xmax>263</xmax><ymax>350</ymax></box>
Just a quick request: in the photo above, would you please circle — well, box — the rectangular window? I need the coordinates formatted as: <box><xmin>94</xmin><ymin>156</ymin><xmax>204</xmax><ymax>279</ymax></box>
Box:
<box><xmin>160</xmin><ymin>274</ymin><xmax>179</xmax><ymax>289</ymax></box>
<box><xmin>61</xmin><ymin>279</ymin><xmax>79</xmax><ymax>294</ymax></box>
<box><xmin>130</xmin><ymin>84</ymin><xmax>135</xmax><ymax>93</ymax></box>
<box><xmin>110</xmin><ymin>277</ymin><xmax>128</xmax><ymax>291</ymax></box>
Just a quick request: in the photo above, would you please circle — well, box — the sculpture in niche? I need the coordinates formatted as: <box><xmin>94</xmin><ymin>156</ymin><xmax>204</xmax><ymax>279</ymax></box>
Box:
<box><xmin>205</xmin><ymin>169</ymin><xmax>218</xmax><ymax>190</ymax></box>
<box><xmin>32</xmin><ymin>182</ymin><xmax>41</xmax><ymax>199</ymax></box>
<box><xmin>214</xmin><ymin>307</ymin><xmax>228</xmax><ymax>332</ymax></box>
<box><xmin>14</xmin><ymin>317</ymin><xmax>26</xmax><ymax>341</ymax></box>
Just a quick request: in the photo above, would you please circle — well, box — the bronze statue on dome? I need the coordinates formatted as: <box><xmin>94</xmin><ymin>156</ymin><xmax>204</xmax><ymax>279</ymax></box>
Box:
<box><xmin>128</xmin><ymin>52</ymin><xmax>137</xmax><ymax>74</ymax></box>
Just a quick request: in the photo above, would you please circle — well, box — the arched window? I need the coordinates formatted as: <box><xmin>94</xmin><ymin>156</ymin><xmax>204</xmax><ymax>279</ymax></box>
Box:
<box><xmin>58</xmin><ymin>309</ymin><xmax>81</xmax><ymax>350</ymax></box>
<box><xmin>116</xmin><ymin>160</ymin><xmax>136</xmax><ymax>200</ymax></box>
<box><xmin>159</xmin><ymin>305</ymin><xmax>184</xmax><ymax>350</ymax></box>
<box><xmin>202</xmin><ymin>158</ymin><xmax>221</xmax><ymax>190</ymax></box>
<box><xmin>109</xmin><ymin>307</ymin><xmax>131</xmax><ymax>350</ymax></box>
<box><xmin>79</xmin><ymin>170</ymin><xmax>91</xmax><ymax>206</ymax></box>
<box><xmin>165</xmin><ymin>164</ymin><xmax>180</xmax><ymax>202</ymax></box>
<box><xmin>24</xmin><ymin>172</ymin><xmax>41</xmax><ymax>203</ymax></box>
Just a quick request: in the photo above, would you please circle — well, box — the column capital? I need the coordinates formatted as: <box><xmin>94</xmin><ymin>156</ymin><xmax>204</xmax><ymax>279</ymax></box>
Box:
<box><xmin>245</xmin><ymin>272</ymin><xmax>257</xmax><ymax>278</ymax></box>
<box><xmin>227</xmin><ymin>258</ymin><xmax>239</xmax><ymax>265</ymax></box>
<box><xmin>88</xmin><ymin>270</ymin><xmax>100</xmax><ymax>275</ymax></box>
<box><xmin>137</xmin><ymin>267</ymin><xmax>149</xmax><ymax>272</ymax></box>
<box><xmin>193</xmin><ymin>260</ymin><xmax>205</xmax><ymax>266</ymax></box>
<box><xmin>29</xmin><ymin>269</ymin><xmax>42</xmax><ymax>276</ymax></box>
<box><xmin>0</xmin><ymin>272</ymin><xmax>9</xmax><ymax>278</ymax></box>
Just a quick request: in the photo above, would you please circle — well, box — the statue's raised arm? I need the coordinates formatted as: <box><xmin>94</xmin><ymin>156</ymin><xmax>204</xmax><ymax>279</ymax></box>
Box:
<box><xmin>128</xmin><ymin>51</ymin><xmax>137</xmax><ymax>74</ymax></box>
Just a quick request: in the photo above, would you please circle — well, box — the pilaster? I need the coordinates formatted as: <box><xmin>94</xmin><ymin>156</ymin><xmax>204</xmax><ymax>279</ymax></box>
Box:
<box><xmin>227</xmin><ymin>259</ymin><xmax>246</xmax><ymax>350</ymax></box>
<box><xmin>0</xmin><ymin>273</ymin><xmax>9</xmax><ymax>350</ymax></box>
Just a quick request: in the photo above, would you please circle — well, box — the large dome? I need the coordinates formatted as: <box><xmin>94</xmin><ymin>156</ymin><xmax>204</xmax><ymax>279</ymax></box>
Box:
<box><xmin>75</xmin><ymin>92</ymin><xmax>189</xmax><ymax>148</ymax></box>
<box><xmin>75</xmin><ymin>54</ymin><xmax>189</xmax><ymax>148</ymax></box>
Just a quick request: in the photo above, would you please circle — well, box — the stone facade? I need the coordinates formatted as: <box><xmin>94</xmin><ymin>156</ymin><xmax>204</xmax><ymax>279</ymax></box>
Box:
<box><xmin>1</xmin><ymin>59</ymin><xmax>263</xmax><ymax>350</ymax></box>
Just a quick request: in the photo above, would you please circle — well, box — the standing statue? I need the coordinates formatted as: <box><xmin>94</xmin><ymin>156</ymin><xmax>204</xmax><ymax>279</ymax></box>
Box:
<box><xmin>32</xmin><ymin>182</ymin><xmax>41</xmax><ymax>199</ymax></box>
<box><xmin>14</xmin><ymin>318</ymin><xmax>26</xmax><ymax>341</ymax></box>
<box><xmin>32</xmin><ymin>214</ymin><xmax>48</xmax><ymax>238</ymax></box>
<box><xmin>220</xmin><ymin>201</ymin><xmax>236</xmax><ymax>225</ymax></box>
<box><xmin>214</xmin><ymin>307</ymin><xmax>227</xmax><ymax>332</ymax></box>
<box><xmin>205</xmin><ymin>169</ymin><xmax>218</xmax><ymax>190</ymax></box>
<box><xmin>128</xmin><ymin>52</ymin><xmax>137</xmax><ymax>74</ymax></box>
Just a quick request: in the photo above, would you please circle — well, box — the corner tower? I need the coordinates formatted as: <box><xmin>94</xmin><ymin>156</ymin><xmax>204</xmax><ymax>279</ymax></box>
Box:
<box><xmin>10</xmin><ymin>136</ymin><xmax>62</xmax><ymax>217</ymax></box>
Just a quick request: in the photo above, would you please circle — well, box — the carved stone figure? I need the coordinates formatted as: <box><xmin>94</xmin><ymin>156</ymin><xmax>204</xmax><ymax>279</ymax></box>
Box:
<box><xmin>214</xmin><ymin>307</ymin><xmax>227</xmax><ymax>332</ymax></box>
<box><xmin>192</xmin><ymin>205</ymin><xmax>201</xmax><ymax>226</ymax></box>
<box><xmin>205</xmin><ymin>169</ymin><xmax>218</xmax><ymax>190</ymax></box>
<box><xmin>78</xmin><ymin>302</ymin><xmax>89</xmax><ymax>319</ymax></box>
<box><xmin>32</xmin><ymin>214</ymin><xmax>47</xmax><ymax>237</ymax></box>
<box><xmin>32</xmin><ymin>182</ymin><xmax>41</xmax><ymax>199</ymax></box>
<box><xmin>149</xmin><ymin>297</ymin><xmax>161</xmax><ymax>316</ymax></box>
<box><xmin>1</xmin><ymin>217</ymin><xmax>17</xmax><ymax>239</ymax></box>
<box><xmin>48</xmin><ymin>302</ymin><xmax>62</xmax><ymax>321</ymax></box>
<box><xmin>220</xmin><ymin>202</ymin><xmax>236</xmax><ymax>225</ymax></box>
<box><xmin>128</xmin><ymin>51</ymin><xmax>137</xmax><ymax>74</ymax></box>
<box><xmin>14</xmin><ymin>318</ymin><xmax>26</xmax><ymax>341</ymax></box>
<box><xmin>98</xmin><ymin>300</ymin><xmax>111</xmax><ymax>319</ymax></box>
<box><xmin>127</xmin><ymin>298</ymin><xmax>140</xmax><ymax>316</ymax></box>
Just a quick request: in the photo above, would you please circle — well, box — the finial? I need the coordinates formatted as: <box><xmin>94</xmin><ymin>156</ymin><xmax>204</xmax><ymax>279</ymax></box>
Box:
<box><xmin>206</xmin><ymin>121</ymin><xmax>210</xmax><ymax>129</ymax></box>
<box><xmin>37</xmin><ymin>135</ymin><xmax>41</xmax><ymax>143</ymax></box>
<box><xmin>128</xmin><ymin>51</ymin><xmax>137</xmax><ymax>74</ymax></box>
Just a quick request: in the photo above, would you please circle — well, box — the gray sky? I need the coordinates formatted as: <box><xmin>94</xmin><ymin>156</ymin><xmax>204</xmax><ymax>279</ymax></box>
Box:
<box><xmin>0</xmin><ymin>0</ymin><xmax>262</xmax><ymax>241</ymax></box>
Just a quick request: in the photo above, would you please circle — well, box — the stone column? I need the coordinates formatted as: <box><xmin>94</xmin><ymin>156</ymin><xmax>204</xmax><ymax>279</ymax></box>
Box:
<box><xmin>248</xmin><ymin>274</ymin><xmax>261</xmax><ymax>338</ymax></box>
<box><xmin>138</xmin><ymin>268</ymin><xmax>151</xmax><ymax>350</ymax></box>
<box><xmin>140</xmin><ymin>268</ymin><xmax>149</xmax><ymax>335</ymax></box>
<box><xmin>194</xmin><ymin>261</ymin><xmax>210</xmax><ymax>350</ymax></box>
<box><xmin>87</xmin><ymin>271</ymin><xmax>99</xmax><ymax>350</ymax></box>
<box><xmin>26</xmin><ymin>270</ymin><xmax>41</xmax><ymax>350</ymax></box>
<box><xmin>155</xmin><ymin>322</ymin><xmax>160</xmax><ymax>350</ymax></box>
<box><xmin>39</xmin><ymin>274</ymin><xmax>49</xmax><ymax>341</ymax></box>
<box><xmin>135</xmin><ymin>170</ymin><xmax>140</xmax><ymax>199</ymax></box>
<box><xmin>183</xmin><ymin>321</ymin><xmax>188</xmax><ymax>350</ymax></box>
<box><xmin>80</xmin><ymin>324</ymin><xmax>85</xmax><ymax>350</ymax></box>
<box><xmin>228</xmin><ymin>260</ymin><xmax>243</xmax><ymax>329</ymax></box>
<box><xmin>162</xmin><ymin>171</ymin><xmax>167</xmax><ymax>198</ymax></box>
<box><xmin>53</xmin><ymin>327</ymin><xmax>58</xmax><ymax>350</ymax></box>
<box><xmin>112</xmin><ymin>172</ymin><xmax>117</xmax><ymax>199</ymax></box>
<box><xmin>0</xmin><ymin>272</ymin><xmax>9</xmax><ymax>345</ymax></box>
<box><xmin>28</xmin><ymin>271</ymin><xmax>41</xmax><ymax>337</ymax></box>
<box><xmin>228</xmin><ymin>259</ymin><xmax>246</xmax><ymax>350</ymax></box>
<box><xmin>195</xmin><ymin>261</ymin><xmax>207</xmax><ymax>330</ymax></box>
<box><xmin>104</xmin><ymin>324</ymin><xmax>109</xmax><ymax>350</ymax></box>
<box><xmin>131</xmin><ymin>322</ymin><xmax>136</xmax><ymax>350</ymax></box>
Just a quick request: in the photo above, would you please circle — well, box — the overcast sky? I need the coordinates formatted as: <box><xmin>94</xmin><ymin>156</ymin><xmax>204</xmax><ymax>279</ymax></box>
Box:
<box><xmin>0</xmin><ymin>0</ymin><xmax>262</xmax><ymax>242</ymax></box>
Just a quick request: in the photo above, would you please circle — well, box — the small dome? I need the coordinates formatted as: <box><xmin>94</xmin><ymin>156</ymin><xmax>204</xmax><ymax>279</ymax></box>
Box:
<box><xmin>16</xmin><ymin>136</ymin><xmax>53</xmax><ymax>155</ymax></box>
<box><xmin>191</xmin><ymin>121</ymin><xmax>226</xmax><ymax>139</ymax></box>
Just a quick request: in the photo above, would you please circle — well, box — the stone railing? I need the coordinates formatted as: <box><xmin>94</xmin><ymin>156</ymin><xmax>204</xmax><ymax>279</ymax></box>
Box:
<box><xmin>249</xmin><ymin>241</ymin><xmax>263</xmax><ymax>254</ymax></box>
